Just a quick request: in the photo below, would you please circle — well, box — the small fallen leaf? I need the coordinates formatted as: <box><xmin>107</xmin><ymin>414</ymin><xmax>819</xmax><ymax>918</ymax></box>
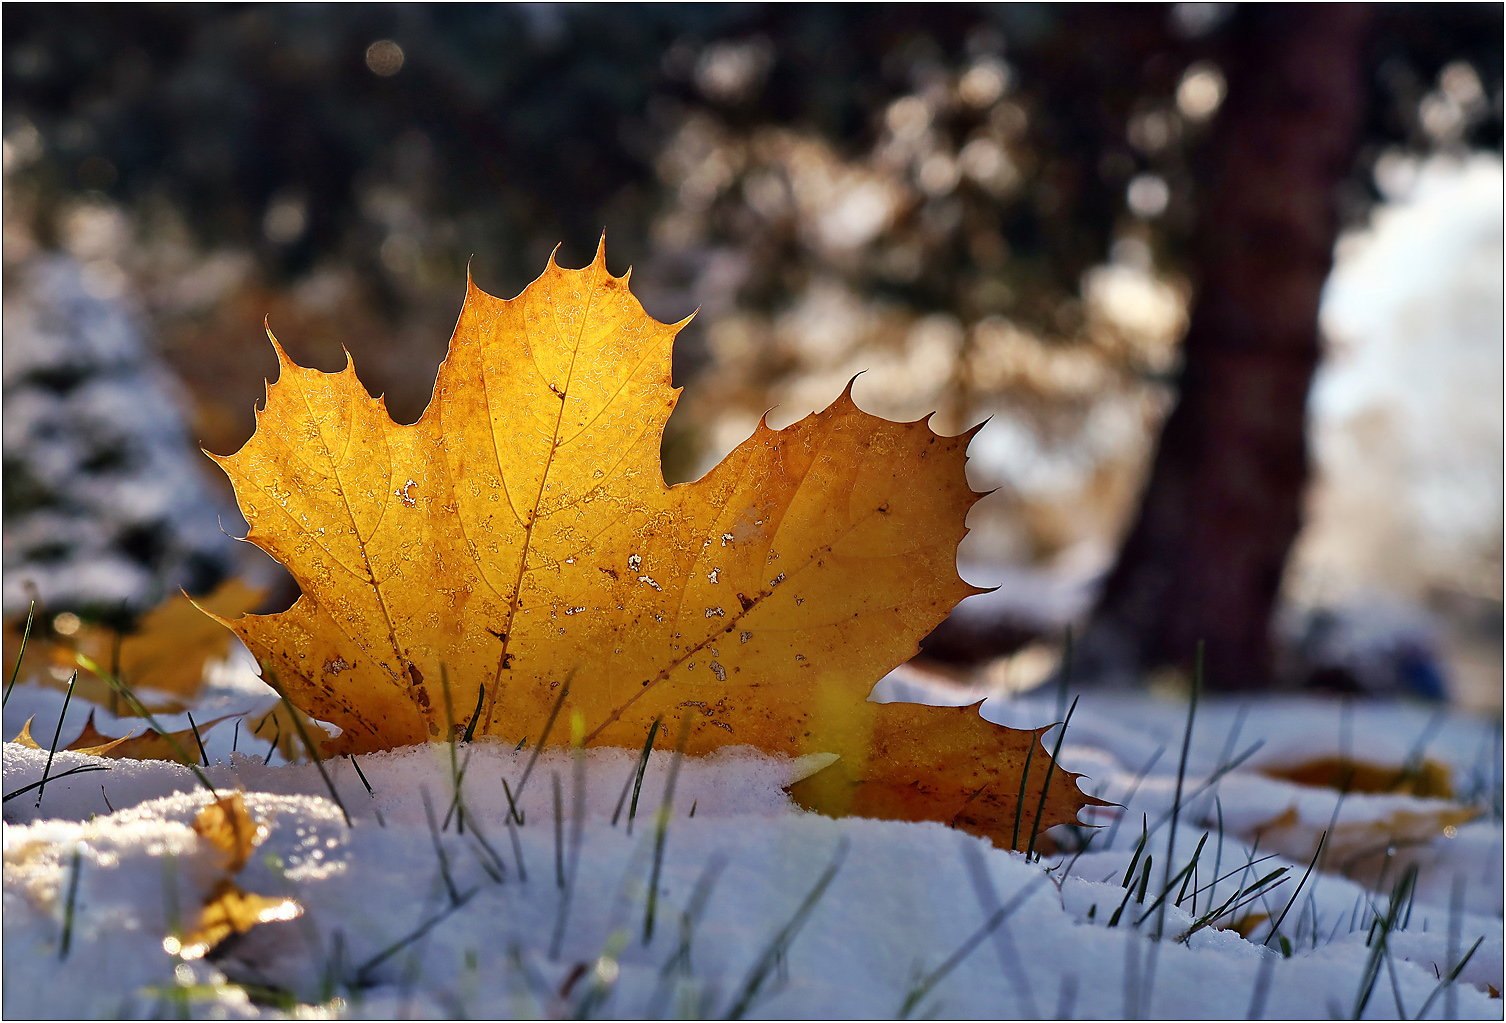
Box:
<box><xmin>1232</xmin><ymin>913</ymin><xmax>1269</xmax><ymax>939</ymax></box>
<box><xmin>3</xmin><ymin>580</ymin><xmax>264</xmax><ymax>713</ymax></box>
<box><xmin>193</xmin><ymin>794</ymin><xmax>263</xmax><ymax>873</ymax></box>
<box><xmin>1259</xmin><ymin>756</ymin><xmax>1452</xmax><ymax>799</ymax></box>
<box><xmin>83</xmin><ymin>714</ymin><xmax>236</xmax><ymax>764</ymax></box>
<box><xmin>64</xmin><ymin>710</ymin><xmax>134</xmax><ymax>757</ymax></box>
<box><xmin>173</xmin><ymin>878</ymin><xmax>301</xmax><ymax>961</ymax></box>
<box><xmin>10</xmin><ymin>716</ymin><xmax>40</xmax><ymax>749</ymax></box>
<box><xmin>1251</xmin><ymin>802</ymin><xmax>1480</xmax><ymax>876</ymax></box>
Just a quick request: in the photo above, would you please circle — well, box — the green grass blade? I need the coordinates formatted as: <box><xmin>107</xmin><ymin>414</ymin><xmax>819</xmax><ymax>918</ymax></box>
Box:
<box><xmin>36</xmin><ymin>669</ymin><xmax>78</xmax><ymax>809</ymax></box>
<box><xmin>3</xmin><ymin>601</ymin><xmax>36</xmax><ymax>708</ymax></box>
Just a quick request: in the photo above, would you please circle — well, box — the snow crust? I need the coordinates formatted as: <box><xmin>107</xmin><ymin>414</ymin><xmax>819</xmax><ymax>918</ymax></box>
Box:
<box><xmin>3</xmin><ymin>668</ymin><xmax>1502</xmax><ymax>1019</ymax></box>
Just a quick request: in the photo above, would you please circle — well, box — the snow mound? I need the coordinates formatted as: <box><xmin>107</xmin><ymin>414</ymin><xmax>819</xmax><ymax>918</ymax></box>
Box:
<box><xmin>3</xmin><ymin>714</ymin><xmax>1501</xmax><ymax>1019</ymax></box>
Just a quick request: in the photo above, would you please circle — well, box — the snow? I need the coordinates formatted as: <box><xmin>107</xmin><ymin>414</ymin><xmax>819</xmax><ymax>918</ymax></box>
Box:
<box><xmin>3</xmin><ymin>660</ymin><xmax>1501</xmax><ymax>1019</ymax></box>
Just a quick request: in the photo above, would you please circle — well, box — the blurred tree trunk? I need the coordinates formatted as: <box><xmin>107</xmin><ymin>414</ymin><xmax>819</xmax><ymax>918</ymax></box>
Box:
<box><xmin>1079</xmin><ymin>5</ymin><xmax>1372</xmax><ymax>691</ymax></box>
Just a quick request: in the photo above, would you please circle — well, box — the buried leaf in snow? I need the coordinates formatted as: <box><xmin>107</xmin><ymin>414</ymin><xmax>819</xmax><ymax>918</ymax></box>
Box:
<box><xmin>193</xmin><ymin>794</ymin><xmax>265</xmax><ymax>874</ymax></box>
<box><xmin>207</xmin><ymin>240</ymin><xmax>1105</xmax><ymax>841</ymax></box>
<box><xmin>1259</xmin><ymin>755</ymin><xmax>1453</xmax><ymax>799</ymax></box>
<box><xmin>172</xmin><ymin>879</ymin><xmax>301</xmax><ymax>961</ymax></box>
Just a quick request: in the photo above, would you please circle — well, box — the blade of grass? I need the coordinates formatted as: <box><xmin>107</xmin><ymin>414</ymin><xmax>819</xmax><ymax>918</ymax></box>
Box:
<box><xmin>1103</xmin><ymin>746</ymin><xmax>1166</xmax><ymax>850</ymax></box>
<box><xmin>36</xmin><ymin>669</ymin><xmax>78</xmax><ymax>808</ymax></box>
<box><xmin>59</xmin><ymin>841</ymin><xmax>83</xmax><ymax>959</ymax></box>
<box><xmin>504</xmin><ymin>810</ymin><xmax>528</xmax><ymax>883</ymax></box>
<box><xmin>348</xmin><ymin>754</ymin><xmax>378</xmax><ymax>801</ymax></box>
<box><xmin>464</xmin><ymin>810</ymin><xmax>508</xmax><ymax>884</ymax></box>
<box><xmin>548</xmin><ymin>713</ymin><xmax>589</xmax><ymax>960</ymax></box>
<box><xmin>420</xmin><ymin>787</ymin><xmax>460</xmax><ymax>906</ymax></box>
<box><xmin>1351</xmin><ymin>864</ymin><xmax>1418</xmax><ymax>1019</ymax></box>
<box><xmin>724</xmin><ymin>837</ymin><xmax>848</xmax><ymax>1020</ymax></box>
<box><xmin>1144</xmin><ymin>739</ymin><xmax>1266</xmax><ymax>838</ymax></box>
<box><xmin>1246</xmin><ymin>952</ymin><xmax>1275</xmax><ymax>1019</ymax></box>
<box><xmin>1122</xmin><ymin>815</ymin><xmax>1150</xmax><ymax>887</ymax></box>
<box><xmin>354</xmin><ymin>885</ymin><xmax>478</xmax><ymax>985</ymax></box>
<box><xmin>441</xmin><ymin>750</ymin><xmax>474</xmax><ymax>832</ymax></box>
<box><xmin>1445</xmin><ymin>873</ymin><xmax>1464</xmax><ymax>1019</ymax></box>
<box><xmin>1157</xmin><ymin>642</ymin><xmax>1201</xmax><ymax>934</ymax></box>
<box><xmin>1412</xmin><ymin>935</ymin><xmax>1483</xmax><ymax>1019</ymax></box>
<box><xmin>900</xmin><ymin>871</ymin><xmax>1052</xmax><ymax>1018</ymax></box>
<box><xmin>1263</xmin><ymin>831</ymin><xmax>1326</xmax><ymax>949</ymax></box>
<box><xmin>76</xmin><ymin>653</ymin><xmax>217</xmax><ymax>795</ymax></box>
<box><xmin>3</xmin><ymin>764</ymin><xmax>110</xmax><ymax>802</ymax></box>
<box><xmin>502</xmin><ymin>777</ymin><xmax>526</xmax><ymax>827</ymax></box>
<box><xmin>1135</xmin><ymin>833</ymin><xmax>1208</xmax><ymax>927</ymax></box>
<box><xmin>643</xmin><ymin>714</ymin><xmax>692</xmax><ymax>945</ymax></box>
<box><xmin>1179</xmin><ymin>867</ymin><xmax>1289</xmax><ymax>942</ymax></box>
<box><xmin>1010</xmin><ymin>731</ymin><xmax>1037</xmax><ymax>852</ymax></box>
<box><xmin>515</xmin><ymin>670</ymin><xmax>574</xmax><ymax>800</ymax></box>
<box><xmin>3</xmin><ymin>600</ymin><xmax>36</xmax><ymax>707</ymax></box>
<box><xmin>1056</xmin><ymin>624</ymin><xmax>1073</xmax><ymax>724</ymax></box>
<box><xmin>626</xmin><ymin>715</ymin><xmax>663</xmax><ymax>835</ymax></box>
<box><xmin>1108</xmin><ymin>856</ymin><xmax>1151</xmax><ymax>927</ymax></box>
<box><xmin>961</xmin><ymin>839</ymin><xmax>1039</xmax><ymax>1016</ymax></box>
<box><xmin>262</xmin><ymin>665</ymin><xmax>351</xmax><ymax>826</ymax></box>
<box><xmin>441</xmin><ymin>664</ymin><xmax>463</xmax><ymax>833</ymax></box>
<box><xmin>1026</xmin><ymin>695</ymin><xmax>1078</xmax><ymax>861</ymax></box>
<box><xmin>186</xmin><ymin>711</ymin><xmax>210</xmax><ymax>767</ymax></box>
<box><xmin>553</xmin><ymin>772</ymin><xmax>565</xmax><ymax>889</ymax></box>
<box><xmin>263</xmin><ymin>720</ymin><xmax>280</xmax><ymax>765</ymax></box>
<box><xmin>461</xmin><ymin>677</ymin><xmax>486</xmax><ymax>743</ymax></box>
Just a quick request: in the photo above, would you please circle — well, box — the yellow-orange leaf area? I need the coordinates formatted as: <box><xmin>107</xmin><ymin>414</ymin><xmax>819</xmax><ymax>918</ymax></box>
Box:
<box><xmin>209</xmin><ymin>241</ymin><xmax>1106</xmax><ymax>849</ymax></box>
<box><xmin>2</xmin><ymin>580</ymin><xmax>263</xmax><ymax>714</ymax></box>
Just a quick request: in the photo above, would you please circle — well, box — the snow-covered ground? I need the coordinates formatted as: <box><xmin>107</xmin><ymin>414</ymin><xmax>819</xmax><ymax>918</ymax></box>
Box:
<box><xmin>3</xmin><ymin>655</ymin><xmax>1500</xmax><ymax>1019</ymax></box>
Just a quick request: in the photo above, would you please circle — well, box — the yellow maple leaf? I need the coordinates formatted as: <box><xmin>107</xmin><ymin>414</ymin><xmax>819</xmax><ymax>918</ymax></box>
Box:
<box><xmin>207</xmin><ymin>242</ymin><xmax>1105</xmax><ymax>846</ymax></box>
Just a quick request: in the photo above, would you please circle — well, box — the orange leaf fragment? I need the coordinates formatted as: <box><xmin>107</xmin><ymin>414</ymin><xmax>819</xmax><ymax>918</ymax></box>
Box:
<box><xmin>173</xmin><ymin>878</ymin><xmax>301</xmax><ymax>961</ymax></box>
<box><xmin>789</xmin><ymin>703</ymin><xmax>1113</xmax><ymax>851</ymax></box>
<box><xmin>77</xmin><ymin>714</ymin><xmax>235</xmax><ymax>764</ymax></box>
<box><xmin>10</xmin><ymin>716</ymin><xmax>40</xmax><ymax>749</ymax></box>
<box><xmin>64</xmin><ymin>710</ymin><xmax>134</xmax><ymax>757</ymax></box>
<box><xmin>1258</xmin><ymin>756</ymin><xmax>1452</xmax><ymax>799</ymax></box>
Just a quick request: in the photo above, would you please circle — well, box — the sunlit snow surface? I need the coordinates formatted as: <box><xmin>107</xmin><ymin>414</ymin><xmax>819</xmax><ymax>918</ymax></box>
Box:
<box><xmin>3</xmin><ymin>662</ymin><xmax>1501</xmax><ymax>1019</ymax></box>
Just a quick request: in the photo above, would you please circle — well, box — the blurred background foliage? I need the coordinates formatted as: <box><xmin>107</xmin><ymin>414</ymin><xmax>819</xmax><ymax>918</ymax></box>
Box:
<box><xmin>2</xmin><ymin>4</ymin><xmax>1500</xmax><ymax>702</ymax></box>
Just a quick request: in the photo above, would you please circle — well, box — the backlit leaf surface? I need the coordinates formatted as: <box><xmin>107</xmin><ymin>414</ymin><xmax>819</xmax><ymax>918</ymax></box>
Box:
<box><xmin>208</xmin><ymin>242</ymin><xmax>1104</xmax><ymax>845</ymax></box>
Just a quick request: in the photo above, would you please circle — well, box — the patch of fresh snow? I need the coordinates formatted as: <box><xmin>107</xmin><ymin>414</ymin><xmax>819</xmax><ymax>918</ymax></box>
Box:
<box><xmin>2</xmin><ymin>664</ymin><xmax>1501</xmax><ymax>1018</ymax></box>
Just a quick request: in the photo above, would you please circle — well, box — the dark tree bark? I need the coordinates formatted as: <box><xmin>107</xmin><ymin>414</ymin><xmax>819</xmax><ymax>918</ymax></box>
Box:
<box><xmin>1079</xmin><ymin>5</ymin><xmax>1372</xmax><ymax>691</ymax></box>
